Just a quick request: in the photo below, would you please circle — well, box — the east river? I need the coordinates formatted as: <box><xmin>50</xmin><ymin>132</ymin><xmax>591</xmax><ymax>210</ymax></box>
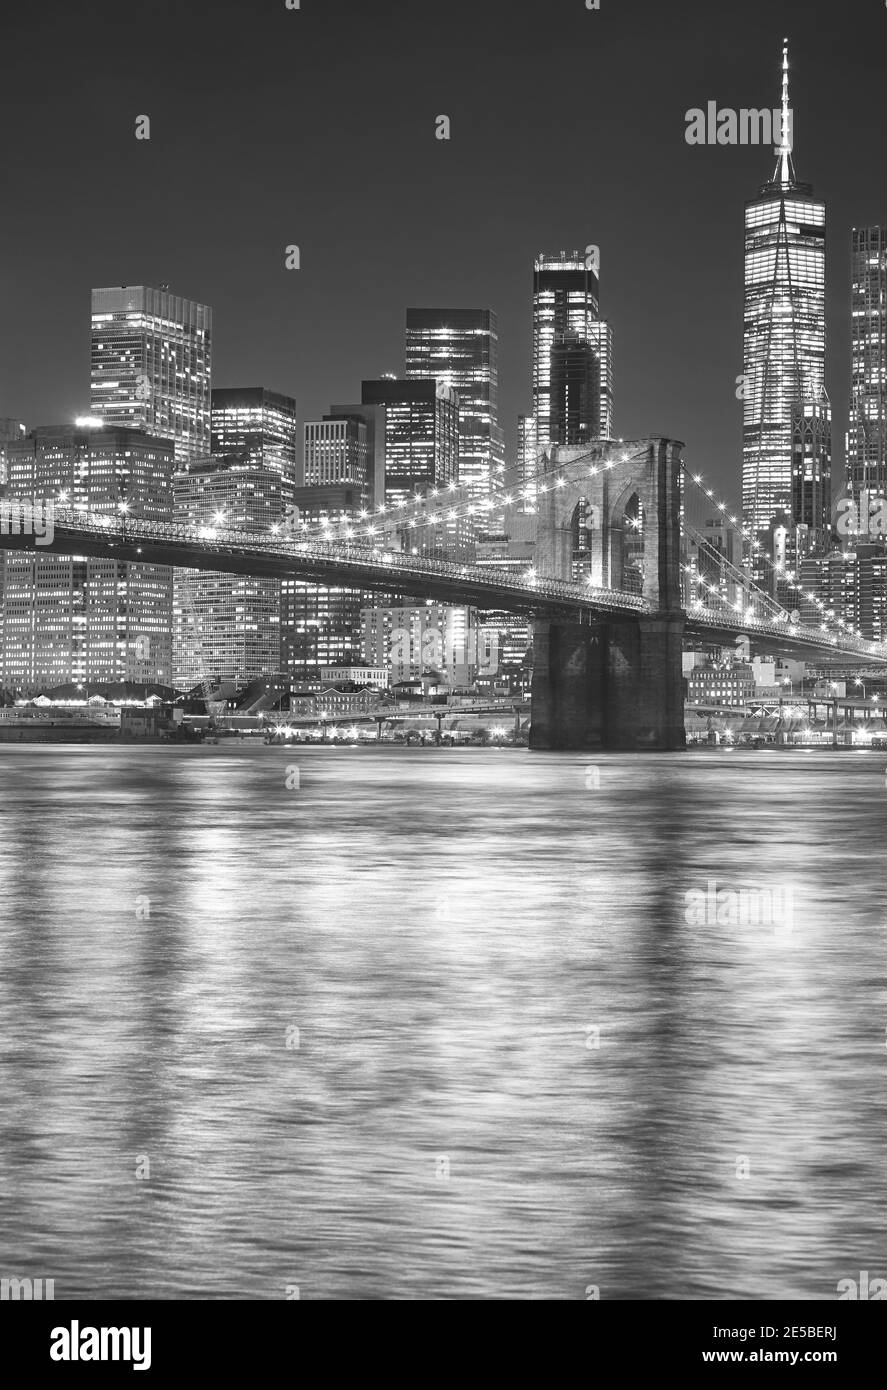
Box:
<box><xmin>1</xmin><ymin>745</ymin><xmax>885</xmax><ymax>1299</ymax></box>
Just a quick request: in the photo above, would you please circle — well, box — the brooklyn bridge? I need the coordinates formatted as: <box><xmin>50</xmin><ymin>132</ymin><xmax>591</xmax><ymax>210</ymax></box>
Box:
<box><xmin>2</xmin><ymin>437</ymin><xmax>882</xmax><ymax>749</ymax></box>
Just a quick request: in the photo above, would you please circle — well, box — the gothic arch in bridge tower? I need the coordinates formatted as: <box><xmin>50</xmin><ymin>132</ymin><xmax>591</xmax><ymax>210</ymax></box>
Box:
<box><xmin>530</xmin><ymin>437</ymin><xmax>686</xmax><ymax>750</ymax></box>
<box><xmin>534</xmin><ymin>437</ymin><xmax>684</xmax><ymax>612</ymax></box>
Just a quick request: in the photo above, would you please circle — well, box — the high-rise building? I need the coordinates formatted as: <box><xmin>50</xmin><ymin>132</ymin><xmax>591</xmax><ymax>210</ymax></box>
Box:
<box><xmin>857</xmin><ymin>545</ymin><xmax>887</xmax><ymax>641</ymax></box>
<box><xmin>91</xmin><ymin>286</ymin><xmax>212</xmax><ymax>686</ymax></box>
<box><xmin>0</xmin><ymin>418</ymin><xmax>26</xmax><ymax>485</ymax></box>
<box><xmin>210</xmin><ymin>387</ymin><xmax>297</xmax><ymax>480</ymax></box>
<box><xmin>741</xmin><ymin>43</ymin><xmax>826</xmax><ymax>558</ymax></box>
<box><xmin>167</xmin><ymin>384</ymin><xmax>299</xmax><ymax>689</ymax></box>
<box><xmin>588</xmin><ymin>321</ymin><xmax>614</xmax><ymax>440</ymax></box>
<box><xmin>172</xmin><ymin>458</ymin><xmax>287</xmax><ymax>688</ymax></box>
<box><xmin>533</xmin><ymin>251</ymin><xmax>612</xmax><ymax>451</ymax></box>
<box><xmin>2</xmin><ymin>424</ymin><xmax>175</xmax><ymax>689</ymax></box>
<box><xmin>798</xmin><ymin>549</ymin><xmax>857</xmax><ymax>633</ymax></box>
<box><xmin>90</xmin><ymin>286</ymin><xmax>212</xmax><ymax>465</ymax></box>
<box><xmin>361</xmin><ymin>378</ymin><xmax>458</xmax><ymax>506</ymax></box>
<box><xmin>474</xmin><ymin>520</ymin><xmax>536</xmax><ymax>694</ymax></box>
<box><xmin>791</xmin><ymin>389</ymin><xmax>831</xmax><ymax>548</ymax></box>
<box><xmin>848</xmin><ymin>227</ymin><xmax>887</xmax><ymax>501</ymax></box>
<box><xmin>328</xmin><ymin>403</ymin><xmax>386</xmax><ymax>506</ymax></box>
<box><xmin>303</xmin><ymin>418</ymin><xmax>369</xmax><ymax>499</ymax></box>
<box><xmin>550</xmin><ymin>335</ymin><xmax>600</xmax><ymax>447</ymax></box>
<box><xmin>280</xmin><ymin>484</ymin><xmax>377</xmax><ymax>684</ymax></box>
<box><xmin>405</xmin><ymin>309</ymin><xmax>503</xmax><ymax>505</ymax></box>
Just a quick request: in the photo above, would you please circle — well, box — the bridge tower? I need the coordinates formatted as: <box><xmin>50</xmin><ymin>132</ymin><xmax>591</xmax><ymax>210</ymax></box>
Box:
<box><xmin>530</xmin><ymin>436</ymin><xmax>686</xmax><ymax>750</ymax></box>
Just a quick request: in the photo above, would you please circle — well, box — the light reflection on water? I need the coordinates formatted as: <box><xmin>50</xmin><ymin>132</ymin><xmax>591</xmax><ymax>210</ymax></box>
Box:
<box><xmin>0</xmin><ymin>744</ymin><xmax>886</xmax><ymax>1300</ymax></box>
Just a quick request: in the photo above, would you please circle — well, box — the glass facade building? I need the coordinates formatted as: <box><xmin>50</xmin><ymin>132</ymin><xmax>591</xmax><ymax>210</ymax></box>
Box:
<box><xmin>210</xmin><ymin>387</ymin><xmax>297</xmax><ymax>481</ymax></box>
<box><xmin>90</xmin><ymin>285</ymin><xmax>212</xmax><ymax>466</ymax></box>
<box><xmin>405</xmin><ymin>309</ymin><xmax>503</xmax><ymax>507</ymax></box>
<box><xmin>741</xmin><ymin>46</ymin><xmax>826</xmax><ymax>554</ymax></box>
<box><xmin>533</xmin><ymin>251</ymin><xmax>612</xmax><ymax>450</ymax></box>
<box><xmin>360</xmin><ymin>378</ymin><xmax>459</xmax><ymax>507</ymax></box>
<box><xmin>848</xmin><ymin>227</ymin><xmax>887</xmax><ymax>500</ymax></box>
<box><xmin>550</xmin><ymin>335</ymin><xmax>600</xmax><ymax>447</ymax></box>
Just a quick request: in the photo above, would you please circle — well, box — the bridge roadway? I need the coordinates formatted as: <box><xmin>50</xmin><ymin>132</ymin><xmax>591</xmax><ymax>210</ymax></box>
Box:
<box><xmin>3</xmin><ymin>507</ymin><xmax>887</xmax><ymax>667</ymax></box>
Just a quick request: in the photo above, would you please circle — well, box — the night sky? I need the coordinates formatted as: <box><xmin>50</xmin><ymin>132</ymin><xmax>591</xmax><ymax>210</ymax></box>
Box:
<box><xmin>2</xmin><ymin>0</ymin><xmax>885</xmax><ymax>501</ymax></box>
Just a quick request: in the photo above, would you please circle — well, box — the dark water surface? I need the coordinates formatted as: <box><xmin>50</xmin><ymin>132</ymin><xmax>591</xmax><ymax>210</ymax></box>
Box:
<box><xmin>1</xmin><ymin>744</ymin><xmax>886</xmax><ymax>1300</ymax></box>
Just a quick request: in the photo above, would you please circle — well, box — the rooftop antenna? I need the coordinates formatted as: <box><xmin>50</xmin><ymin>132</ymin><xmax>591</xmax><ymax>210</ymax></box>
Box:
<box><xmin>773</xmin><ymin>38</ymin><xmax>795</xmax><ymax>186</ymax></box>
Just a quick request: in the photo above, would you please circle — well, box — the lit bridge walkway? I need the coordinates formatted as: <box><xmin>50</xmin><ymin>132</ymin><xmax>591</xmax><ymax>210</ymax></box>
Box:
<box><xmin>2</xmin><ymin>503</ymin><xmax>886</xmax><ymax>667</ymax></box>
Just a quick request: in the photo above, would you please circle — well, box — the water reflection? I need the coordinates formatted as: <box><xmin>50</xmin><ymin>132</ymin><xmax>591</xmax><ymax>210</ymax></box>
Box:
<box><xmin>0</xmin><ymin>746</ymin><xmax>885</xmax><ymax>1299</ymax></box>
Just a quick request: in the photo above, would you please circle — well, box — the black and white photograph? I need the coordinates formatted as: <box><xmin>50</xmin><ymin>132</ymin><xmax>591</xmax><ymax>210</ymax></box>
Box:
<box><xmin>1</xmin><ymin>0</ymin><xmax>885</xmax><ymax>1350</ymax></box>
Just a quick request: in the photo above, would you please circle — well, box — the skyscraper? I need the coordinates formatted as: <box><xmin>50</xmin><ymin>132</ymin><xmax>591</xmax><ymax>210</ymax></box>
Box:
<box><xmin>791</xmin><ymin>389</ymin><xmax>831</xmax><ymax>547</ymax></box>
<box><xmin>303</xmin><ymin>418</ymin><xmax>370</xmax><ymax>499</ymax></box>
<box><xmin>405</xmin><ymin>309</ymin><xmax>503</xmax><ymax>504</ymax></box>
<box><xmin>550</xmin><ymin>336</ymin><xmax>600</xmax><ymax>447</ymax></box>
<box><xmin>741</xmin><ymin>42</ymin><xmax>826</xmax><ymax>556</ymax></box>
<box><xmin>588</xmin><ymin>321</ymin><xmax>614</xmax><ymax>440</ymax></box>
<box><xmin>280</xmin><ymin>484</ymin><xmax>370</xmax><ymax>684</ymax></box>
<box><xmin>0</xmin><ymin>418</ymin><xmax>26</xmax><ymax>485</ymax></box>
<box><xmin>532</xmin><ymin>251</ymin><xmax>613</xmax><ymax>452</ymax></box>
<box><xmin>210</xmin><ymin>387</ymin><xmax>297</xmax><ymax>480</ymax></box>
<box><xmin>90</xmin><ymin>285</ymin><xmax>212</xmax><ymax>465</ymax></box>
<box><xmin>848</xmin><ymin>227</ymin><xmax>887</xmax><ymax>501</ymax></box>
<box><xmin>172</xmin><ymin>458</ymin><xmax>286</xmax><ymax>688</ymax></box>
<box><xmin>2</xmin><ymin>424</ymin><xmax>175</xmax><ymax>689</ymax></box>
<box><xmin>327</xmin><ymin>402</ymin><xmax>386</xmax><ymax>506</ymax></box>
<box><xmin>172</xmin><ymin>385</ymin><xmax>297</xmax><ymax>689</ymax></box>
<box><xmin>360</xmin><ymin>378</ymin><xmax>458</xmax><ymax>506</ymax></box>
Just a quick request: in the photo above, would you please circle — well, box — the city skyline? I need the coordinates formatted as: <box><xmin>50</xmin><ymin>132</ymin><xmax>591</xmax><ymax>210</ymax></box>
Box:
<box><xmin>6</xmin><ymin>1</ymin><xmax>887</xmax><ymax>1327</ymax></box>
<box><xmin>3</xmin><ymin>0</ymin><xmax>886</xmax><ymax>508</ymax></box>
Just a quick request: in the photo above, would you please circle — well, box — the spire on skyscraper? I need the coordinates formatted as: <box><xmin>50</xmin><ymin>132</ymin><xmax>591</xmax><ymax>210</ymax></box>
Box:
<box><xmin>772</xmin><ymin>37</ymin><xmax>796</xmax><ymax>187</ymax></box>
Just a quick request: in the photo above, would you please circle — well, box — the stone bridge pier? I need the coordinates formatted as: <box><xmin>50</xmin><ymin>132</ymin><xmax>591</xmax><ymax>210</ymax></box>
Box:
<box><xmin>529</xmin><ymin>437</ymin><xmax>686</xmax><ymax>751</ymax></box>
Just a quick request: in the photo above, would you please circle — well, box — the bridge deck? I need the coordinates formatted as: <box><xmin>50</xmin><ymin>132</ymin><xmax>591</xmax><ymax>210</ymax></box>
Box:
<box><xmin>2</xmin><ymin>508</ymin><xmax>885</xmax><ymax>665</ymax></box>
